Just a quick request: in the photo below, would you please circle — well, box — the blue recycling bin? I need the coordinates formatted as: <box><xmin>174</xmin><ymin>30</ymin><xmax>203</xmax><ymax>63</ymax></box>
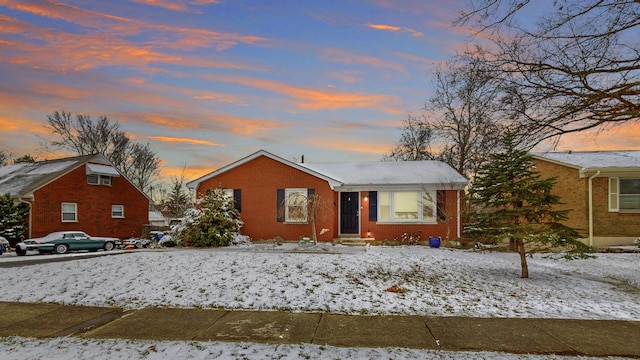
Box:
<box><xmin>429</xmin><ymin>236</ymin><xmax>441</xmax><ymax>248</ymax></box>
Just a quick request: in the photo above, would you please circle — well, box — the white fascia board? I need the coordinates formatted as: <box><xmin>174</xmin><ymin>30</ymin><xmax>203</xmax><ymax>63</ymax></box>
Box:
<box><xmin>579</xmin><ymin>167</ymin><xmax>640</xmax><ymax>178</ymax></box>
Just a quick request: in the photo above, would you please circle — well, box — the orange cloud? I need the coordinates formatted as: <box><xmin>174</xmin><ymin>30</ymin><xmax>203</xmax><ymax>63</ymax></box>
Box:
<box><xmin>131</xmin><ymin>0</ymin><xmax>191</xmax><ymax>12</ymax></box>
<box><xmin>147</xmin><ymin>136</ymin><xmax>223</xmax><ymax>147</ymax></box>
<box><xmin>127</xmin><ymin>112</ymin><xmax>286</xmax><ymax>136</ymax></box>
<box><xmin>131</xmin><ymin>0</ymin><xmax>221</xmax><ymax>13</ymax></box>
<box><xmin>321</xmin><ymin>48</ymin><xmax>406</xmax><ymax>74</ymax></box>
<box><xmin>305</xmin><ymin>137</ymin><xmax>394</xmax><ymax>155</ymax></box>
<box><xmin>0</xmin><ymin>1</ymin><xmax>267</xmax><ymax>52</ymax></box>
<box><xmin>207</xmin><ymin>75</ymin><xmax>403</xmax><ymax>113</ymax></box>
<box><xmin>366</xmin><ymin>23</ymin><xmax>424</xmax><ymax>37</ymax></box>
<box><xmin>367</xmin><ymin>23</ymin><xmax>401</xmax><ymax>31</ymax></box>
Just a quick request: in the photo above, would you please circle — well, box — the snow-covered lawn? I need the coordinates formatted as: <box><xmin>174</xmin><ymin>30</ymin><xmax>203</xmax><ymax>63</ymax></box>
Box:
<box><xmin>1</xmin><ymin>244</ymin><xmax>638</xmax><ymax>359</ymax></box>
<box><xmin>1</xmin><ymin>244</ymin><xmax>638</xmax><ymax>320</ymax></box>
<box><xmin>0</xmin><ymin>336</ymin><xmax>617</xmax><ymax>360</ymax></box>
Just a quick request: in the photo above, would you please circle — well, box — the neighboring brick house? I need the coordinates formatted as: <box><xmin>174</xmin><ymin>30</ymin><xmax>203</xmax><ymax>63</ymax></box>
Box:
<box><xmin>532</xmin><ymin>151</ymin><xmax>640</xmax><ymax>247</ymax></box>
<box><xmin>0</xmin><ymin>154</ymin><xmax>150</xmax><ymax>241</ymax></box>
<box><xmin>187</xmin><ymin>150</ymin><xmax>468</xmax><ymax>243</ymax></box>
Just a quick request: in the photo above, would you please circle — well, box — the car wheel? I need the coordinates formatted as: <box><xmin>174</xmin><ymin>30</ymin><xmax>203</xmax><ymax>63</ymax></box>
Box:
<box><xmin>54</xmin><ymin>243</ymin><xmax>69</xmax><ymax>254</ymax></box>
<box><xmin>134</xmin><ymin>242</ymin><xmax>142</xmax><ymax>249</ymax></box>
<box><xmin>16</xmin><ymin>247</ymin><xmax>26</xmax><ymax>256</ymax></box>
<box><xmin>103</xmin><ymin>241</ymin><xmax>115</xmax><ymax>251</ymax></box>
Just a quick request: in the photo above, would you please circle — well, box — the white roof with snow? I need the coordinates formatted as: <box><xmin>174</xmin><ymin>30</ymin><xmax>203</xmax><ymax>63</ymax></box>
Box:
<box><xmin>533</xmin><ymin>150</ymin><xmax>640</xmax><ymax>177</ymax></box>
<box><xmin>187</xmin><ymin>150</ymin><xmax>467</xmax><ymax>191</ymax></box>
<box><xmin>0</xmin><ymin>154</ymin><xmax>130</xmax><ymax>199</ymax></box>
<box><xmin>301</xmin><ymin>160</ymin><xmax>468</xmax><ymax>190</ymax></box>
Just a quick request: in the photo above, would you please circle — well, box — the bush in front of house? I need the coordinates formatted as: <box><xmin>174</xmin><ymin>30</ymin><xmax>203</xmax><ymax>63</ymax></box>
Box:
<box><xmin>635</xmin><ymin>237</ymin><xmax>640</xmax><ymax>248</ymax></box>
<box><xmin>170</xmin><ymin>189</ymin><xmax>242</xmax><ymax>247</ymax></box>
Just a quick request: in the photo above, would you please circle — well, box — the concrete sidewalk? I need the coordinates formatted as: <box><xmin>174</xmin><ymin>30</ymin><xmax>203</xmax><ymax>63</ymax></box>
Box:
<box><xmin>1</xmin><ymin>302</ymin><xmax>639</xmax><ymax>357</ymax></box>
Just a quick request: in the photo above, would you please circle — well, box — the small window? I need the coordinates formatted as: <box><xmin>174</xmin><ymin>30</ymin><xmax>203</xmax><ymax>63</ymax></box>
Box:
<box><xmin>619</xmin><ymin>179</ymin><xmax>640</xmax><ymax>211</ymax></box>
<box><xmin>101</xmin><ymin>176</ymin><xmax>112</xmax><ymax>186</ymax></box>
<box><xmin>285</xmin><ymin>188</ymin><xmax>308</xmax><ymax>223</ymax></box>
<box><xmin>87</xmin><ymin>174</ymin><xmax>99</xmax><ymax>185</ymax></box>
<box><xmin>62</xmin><ymin>203</ymin><xmax>77</xmax><ymax>222</ymax></box>
<box><xmin>112</xmin><ymin>205</ymin><xmax>124</xmax><ymax>218</ymax></box>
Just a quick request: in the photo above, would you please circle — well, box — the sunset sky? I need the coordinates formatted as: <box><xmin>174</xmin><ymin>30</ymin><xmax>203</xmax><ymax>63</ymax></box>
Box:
<box><xmin>1</xmin><ymin>0</ymin><xmax>637</xmax><ymax>186</ymax></box>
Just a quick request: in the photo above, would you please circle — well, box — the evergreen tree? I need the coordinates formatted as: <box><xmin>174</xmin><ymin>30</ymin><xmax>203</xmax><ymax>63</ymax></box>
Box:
<box><xmin>162</xmin><ymin>171</ymin><xmax>192</xmax><ymax>219</ymax></box>
<box><xmin>465</xmin><ymin>135</ymin><xmax>589</xmax><ymax>278</ymax></box>
<box><xmin>173</xmin><ymin>189</ymin><xmax>241</xmax><ymax>247</ymax></box>
<box><xmin>0</xmin><ymin>194</ymin><xmax>30</xmax><ymax>246</ymax></box>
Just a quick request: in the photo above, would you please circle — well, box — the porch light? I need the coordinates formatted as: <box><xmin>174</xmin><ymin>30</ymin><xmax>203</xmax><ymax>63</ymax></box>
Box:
<box><xmin>364</xmin><ymin>195</ymin><xmax>369</xmax><ymax>202</ymax></box>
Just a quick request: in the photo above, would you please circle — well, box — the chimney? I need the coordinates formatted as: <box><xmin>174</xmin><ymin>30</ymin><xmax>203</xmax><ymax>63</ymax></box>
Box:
<box><xmin>301</xmin><ymin>155</ymin><xmax>305</xmax><ymax>163</ymax></box>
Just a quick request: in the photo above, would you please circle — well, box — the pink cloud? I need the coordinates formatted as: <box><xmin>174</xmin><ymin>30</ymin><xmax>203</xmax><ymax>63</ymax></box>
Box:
<box><xmin>208</xmin><ymin>75</ymin><xmax>403</xmax><ymax>113</ymax></box>
<box><xmin>321</xmin><ymin>48</ymin><xmax>406</xmax><ymax>74</ymax></box>
<box><xmin>365</xmin><ymin>23</ymin><xmax>424</xmax><ymax>37</ymax></box>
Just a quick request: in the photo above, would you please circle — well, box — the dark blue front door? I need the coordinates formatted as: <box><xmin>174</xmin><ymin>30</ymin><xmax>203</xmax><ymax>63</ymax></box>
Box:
<box><xmin>340</xmin><ymin>192</ymin><xmax>359</xmax><ymax>234</ymax></box>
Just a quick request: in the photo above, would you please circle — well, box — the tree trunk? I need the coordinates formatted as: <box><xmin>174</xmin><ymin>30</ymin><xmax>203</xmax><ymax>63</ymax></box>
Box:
<box><xmin>516</xmin><ymin>238</ymin><xmax>529</xmax><ymax>278</ymax></box>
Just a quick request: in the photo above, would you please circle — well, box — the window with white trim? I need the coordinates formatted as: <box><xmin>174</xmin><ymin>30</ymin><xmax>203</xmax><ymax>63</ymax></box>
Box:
<box><xmin>112</xmin><ymin>205</ymin><xmax>124</xmax><ymax>218</ymax></box>
<box><xmin>62</xmin><ymin>203</ymin><xmax>77</xmax><ymax>222</ymax></box>
<box><xmin>611</xmin><ymin>178</ymin><xmax>640</xmax><ymax>212</ymax></box>
<box><xmin>285</xmin><ymin>188</ymin><xmax>308</xmax><ymax>223</ymax></box>
<box><xmin>378</xmin><ymin>191</ymin><xmax>436</xmax><ymax>222</ymax></box>
<box><xmin>87</xmin><ymin>174</ymin><xmax>112</xmax><ymax>186</ymax></box>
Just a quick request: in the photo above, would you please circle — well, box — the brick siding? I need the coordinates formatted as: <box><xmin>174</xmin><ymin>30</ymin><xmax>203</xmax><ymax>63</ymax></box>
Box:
<box><xmin>196</xmin><ymin>155</ymin><xmax>462</xmax><ymax>242</ymax></box>
<box><xmin>29</xmin><ymin>165</ymin><xmax>149</xmax><ymax>239</ymax></box>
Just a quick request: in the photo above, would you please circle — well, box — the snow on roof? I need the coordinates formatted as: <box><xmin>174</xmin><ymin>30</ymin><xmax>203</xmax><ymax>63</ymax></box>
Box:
<box><xmin>533</xmin><ymin>150</ymin><xmax>640</xmax><ymax>169</ymax></box>
<box><xmin>0</xmin><ymin>155</ymin><xmax>103</xmax><ymax>197</ymax></box>
<box><xmin>301</xmin><ymin>160</ymin><xmax>468</xmax><ymax>188</ymax></box>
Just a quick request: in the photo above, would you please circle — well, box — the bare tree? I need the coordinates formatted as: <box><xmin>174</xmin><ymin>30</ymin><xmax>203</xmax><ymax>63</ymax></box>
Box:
<box><xmin>121</xmin><ymin>142</ymin><xmax>161</xmax><ymax>193</ymax></box>
<box><xmin>427</xmin><ymin>52</ymin><xmax>507</xmax><ymax>178</ymax></box>
<box><xmin>456</xmin><ymin>0</ymin><xmax>640</xmax><ymax>144</ymax></box>
<box><xmin>277</xmin><ymin>192</ymin><xmax>333</xmax><ymax>246</ymax></box>
<box><xmin>386</xmin><ymin>53</ymin><xmax>507</xmax><ymax>179</ymax></box>
<box><xmin>385</xmin><ymin>114</ymin><xmax>437</xmax><ymax>161</ymax></box>
<box><xmin>44</xmin><ymin>110</ymin><xmax>161</xmax><ymax>194</ymax></box>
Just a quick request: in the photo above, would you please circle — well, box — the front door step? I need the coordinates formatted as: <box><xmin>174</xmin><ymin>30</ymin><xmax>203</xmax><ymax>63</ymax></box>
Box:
<box><xmin>335</xmin><ymin>238</ymin><xmax>374</xmax><ymax>246</ymax></box>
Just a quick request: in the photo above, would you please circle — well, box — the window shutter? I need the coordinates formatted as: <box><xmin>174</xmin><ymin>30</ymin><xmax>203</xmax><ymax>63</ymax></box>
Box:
<box><xmin>609</xmin><ymin>177</ymin><xmax>619</xmax><ymax>212</ymax></box>
<box><xmin>437</xmin><ymin>190</ymin><xmax>446</xmax><ymax>221</ymax></box>
<box><xmin>233</xmin><ymin>189</ymin><xmax>242</xmax><ymax>212</ymax></box>
<box><xmin>369</xmin><ymin>191</ymin><xmax>377</xmax><ymax>221</ymax></box>
<box><xmin>276</xmin><ymin>189</ymin><xmax>285</xmax><ymax>222</ymax></box>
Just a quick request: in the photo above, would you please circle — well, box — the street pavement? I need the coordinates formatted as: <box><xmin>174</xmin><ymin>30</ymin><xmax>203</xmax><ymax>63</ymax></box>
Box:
<box><xmin>1</xmin><ymin>301</ymin><xmax>639</xmax><ymax>357</ymax></box>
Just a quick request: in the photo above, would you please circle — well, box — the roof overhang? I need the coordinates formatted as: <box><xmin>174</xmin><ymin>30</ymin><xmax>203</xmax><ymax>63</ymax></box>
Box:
<box><xmin>579</xmin><ymin>167</ymin><xmax>640</xmax><ymax>178</ymax></box>
<box><xmin>333</xmin><ymin>182</ymin><xmax>467</xmax><ymax>192</ymax></box>
<box><xmin>186</xmin><ymin>150</ymin><xmax>342</xmax><ymax>190</ymax></box>
<box><xmin>86</xmin><ymin>163</ymin><xmax>120</xmax><ymax>177</ymax></box>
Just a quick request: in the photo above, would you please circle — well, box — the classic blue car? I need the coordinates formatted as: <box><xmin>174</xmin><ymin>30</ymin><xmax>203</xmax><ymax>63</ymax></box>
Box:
<box><xmin>15</xmin><ymin>231</ymin><xmax>120</xmax><ymax>255</ymax></box>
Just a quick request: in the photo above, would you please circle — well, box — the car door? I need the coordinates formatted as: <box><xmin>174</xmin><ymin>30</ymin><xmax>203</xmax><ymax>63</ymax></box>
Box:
<box><xmin>72</xmin><ymin>232</ymin><xmax>97</xmax><ymax>250</ymax></box>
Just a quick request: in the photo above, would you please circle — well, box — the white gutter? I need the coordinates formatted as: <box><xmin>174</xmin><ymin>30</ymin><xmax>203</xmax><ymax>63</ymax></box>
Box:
<box><xmin>587</xmin><ymin>170</ymin><xmax>600</xmax><ymax>247</ymax></box>
<box><xmin>457</xmin><ymin>190</ymin><xmax>461</xmax><ymax>238</ymax></box>
<box><xmin>19</xmin><ymin>196</ymin><xmax>33</xmax><ymax>238</ymax></box>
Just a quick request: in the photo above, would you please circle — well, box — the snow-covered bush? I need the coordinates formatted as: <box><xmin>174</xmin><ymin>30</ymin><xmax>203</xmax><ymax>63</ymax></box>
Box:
<box><xmin>169</xmin><ymin>189</ymin><xmax>244</xmax><ymax>247</ymax></box>
<box><xmin>635</xmin><ymin>237</ymin><xmax>640</xmax><ymax>248</ymax></box>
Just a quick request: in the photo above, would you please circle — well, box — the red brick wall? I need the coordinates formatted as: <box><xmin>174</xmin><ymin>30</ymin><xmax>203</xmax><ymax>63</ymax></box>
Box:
<box><xmin>29</xmin><ymin>164</ymin><xmax>149</xmax><ymax>239</ymax></box>
<box><xmin>196</xmin><ymin>155</ymin><xmax>463</xmax><ymax>242</ymax></box>
<box><xmin>196</xmin><ymin>156</ymin><xmax>338</xmax><ymax>241</ymax></box>
<box><xmin>360</xmin><ymin>190</ymin><xmax>462</xmax><ymax>241</ymax></box>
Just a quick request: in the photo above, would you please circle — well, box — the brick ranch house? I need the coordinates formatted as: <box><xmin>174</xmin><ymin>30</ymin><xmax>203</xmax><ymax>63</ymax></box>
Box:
<box><xmin>0</xmin><ymin>154</ymin><xmax>150</xmax><ymax>242</ymax></box>
<box><xmin>187</xmin><ymin>150</ymin><xmax>468</xmax><ymax>243</ymax></box>
<box><xmin>532</xmin><ymin>151</ymin><xmax>640</xmax><ymax>247</ymax></box>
